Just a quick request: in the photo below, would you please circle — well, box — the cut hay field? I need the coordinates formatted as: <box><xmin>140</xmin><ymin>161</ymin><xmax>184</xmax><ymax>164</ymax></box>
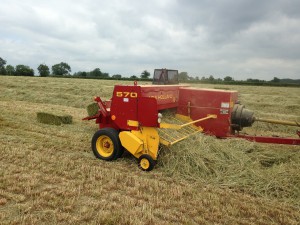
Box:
<box><xmin>0</xmin><ymin>76</ymin><xmax>299</xmax><ymax>224</ymax></box>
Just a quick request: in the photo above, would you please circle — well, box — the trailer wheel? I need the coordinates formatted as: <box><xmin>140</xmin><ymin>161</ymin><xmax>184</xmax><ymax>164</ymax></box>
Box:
<box><xmin>91</xmin><ymin>128</ymin><xmax>121</xmax><ymax>161</ymax></box>
<box><xmin>138</xmin><ymin>154</ymin><xmax>155</xmax><ymax>171</ymax></box>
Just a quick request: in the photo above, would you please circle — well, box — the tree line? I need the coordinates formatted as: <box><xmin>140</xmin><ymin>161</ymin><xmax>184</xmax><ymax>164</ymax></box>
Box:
<box><xmin>179</xmin><ymin>73</ymin><xmax>300</xmax><ymax>86</ymax></box>
<box><xmin>165</xmin><ymin>71</ymin><xmax>299</xmax><ymax>86</ymax></box>
<box><xmin>0</xmin><ymin>57</ymin><xmax>151</xmax><ymax>79</ymax></box>
<box><xmin>1</xmin><ymin>57</ymin><xmax>299</xmax><ymax>86</ymax></box>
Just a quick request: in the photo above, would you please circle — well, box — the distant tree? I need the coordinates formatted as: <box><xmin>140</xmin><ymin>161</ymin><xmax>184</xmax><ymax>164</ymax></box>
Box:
<box><xmin>247</xmin><ymin>78</ymin><xmax>265</xmax><ymax>83</ymax></box>
<box><xmin>0</xmin><ymin>57</ymin><xmax>7</xmax><ymax>75</ymax></box>
<box><xmin>178</xmin><ymin>72</ymin><xmax>189</xmax><ymax>81</ymax></box>
<box><xmin>52</xmin><ymin>62</ymin><xmax>71</xmax><ymax>76</ymax></box>
<box><xmin>15</xmin><ymin>65</ymin><xmax>34</xmax><ymax>76</ymax></box>
<box><xmin>74</xmin><ymin>71</ymin><xmax>87</xmax><ymax>77</ymax></box>
<box><xmin>112</xmin><ymin>74</ymin><xmax>122</xmax><ymax>79</ymax></box>
<box><xmin>208</xmin><ymin>75</ymin><xmax>215</xmax><ymax>82</ymax></box>
<box><xmin>130</xmin><ymin>75</ymin><xmax>138</xmax><ymax>79</ymax></box>
<box><xmin>224</xmin><ymin>76</ymin><xmax>234</xmax><ymax>82</ymax></box>
<box><xmin>89</xmin><ymin>68</ymin><xmax>102</xmax><ymax>77</ymax></box>
<box><xmin>140</xmin><ymin>70</ymin><xmax>150</xmax><ymax>79</ymax></box>
<box><xmin>6</xmin><ymin>65</ymin><xmax>15</xmax><ymax>75</ymax></box>
<box><xmin>195</xmin><ymin>76</ymin><xmax>200</xmax><ymax>81</ymax></box>
<box><xmin>271</xmin><ymin>77</ymin><xmax>280</xmax><ymax>83</ymax></box>
<box><xmin>102</xmin><ymin>72</ymin><xmax>109</xmax><ymax>78</ymax></box>
<box><xmin>0</xmin><ymin>57</ymin><xmax>6</xmax><ymax>67</ymax></box>
<box><xmin>0</xmin><ymin>68</ymin><xmax>6</xmax><ymax>75</ymax></box>
<box><xmin>38</xmin><ymin>64</ymin><xmax>50</xmax><ymax>77</ymax></box>
<box><xmin>0</xmin><ymin>66</ymin><xmax>6</xmax><ymax>75</ymax></box>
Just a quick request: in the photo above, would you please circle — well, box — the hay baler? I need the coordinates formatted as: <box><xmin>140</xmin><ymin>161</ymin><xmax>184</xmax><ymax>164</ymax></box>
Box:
<box><xmin>83</xmin><ymin>76</ymin><xmax>300</xmax><ymax>171</ymax></box>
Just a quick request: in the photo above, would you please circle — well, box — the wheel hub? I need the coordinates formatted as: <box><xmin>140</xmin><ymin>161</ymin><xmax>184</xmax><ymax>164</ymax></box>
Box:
<box><xmin>96</xmin><ymin>135</ymin><xmax>114</xmax><ymax>157</ymax></box>
<box><xmin>140</xmin><ymin>158</ymin><xmax>150</xmax><ymax>170</ymax></box>
<box><xmin>103</xmin><ymin>141</ymin><xmax>110</xmax><ymax>148</ymax></box>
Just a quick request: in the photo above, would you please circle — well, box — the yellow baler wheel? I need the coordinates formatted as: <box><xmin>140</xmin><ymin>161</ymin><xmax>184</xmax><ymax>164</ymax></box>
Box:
<box><xmin>138</xmin><ymin>154</ymin><xmax>155</xmax><ymax>171</ymax></box>
<box><xmin>91</xmin><ymin>128</ymin><xmax>122</xmax><ymax>161</ymax></box>
<box><xmin>96</xmin><ymin>135</ymin><xmax>114</xmax><ymax>158</ymax></box>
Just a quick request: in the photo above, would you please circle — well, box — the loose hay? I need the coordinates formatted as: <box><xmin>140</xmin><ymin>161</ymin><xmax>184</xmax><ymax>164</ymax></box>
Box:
<box><xmin>37</xmin><ymin>112</ymin><xmax>72</xmax><ymax>125</ymax></box>
<box><xmin>1</xmin><ymin>76</ymin><xmax>300</xmax><ymax>224</ymax></box>
<box><xmin>59</xmin><ymin>115</ymin><xmax>73</xmax><ymax>124</ymax></box>
<box><xmin>86</xmin><ymin>102</ymin><xmax>99</xmax><ymax>116</ymax></box>
<box><xmin>158</xmin><ymin>134</ymin><xmax>300</xmax><ymax>205</ymax></box>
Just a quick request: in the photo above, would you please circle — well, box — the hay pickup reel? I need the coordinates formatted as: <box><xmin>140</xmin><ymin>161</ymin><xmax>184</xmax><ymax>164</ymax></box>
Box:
<box><xmin>83</xmin><ymin>69</ymin><xmax>300</xmax><ymax>171</ymax></box>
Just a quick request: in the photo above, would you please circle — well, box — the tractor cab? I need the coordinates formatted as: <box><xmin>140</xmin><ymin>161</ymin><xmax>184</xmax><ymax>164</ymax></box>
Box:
<box><xmin>152</xmin><ymin>69</ymin><xmax>179</xmax><ymax>85</ymax></box>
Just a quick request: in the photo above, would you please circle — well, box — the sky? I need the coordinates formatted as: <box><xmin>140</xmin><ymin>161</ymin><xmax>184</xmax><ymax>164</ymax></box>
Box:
<box><xmin>1</xmin><ymin>0</ymin><xmax>300</xmax><ymax>80</ymax></box>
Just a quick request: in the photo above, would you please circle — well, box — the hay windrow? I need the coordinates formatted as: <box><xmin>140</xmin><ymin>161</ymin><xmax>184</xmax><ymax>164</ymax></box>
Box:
<box><xmin>59</xmin><ymin>115</ymin><xmax>73</xmax><ymax>124</ymax></box>
<box><xmin>37</xmin><ymin>112</ymin><xmax>72</xmax><ymax>125</ymax></box>
<box><xmin>158</xmin><ymin>134</ymin><xmax>300</xmax><ymax>205</ymax></box>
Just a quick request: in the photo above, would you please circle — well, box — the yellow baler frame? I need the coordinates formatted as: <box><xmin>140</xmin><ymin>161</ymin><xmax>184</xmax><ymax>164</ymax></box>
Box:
<box><xmin>119</xmin><ymin>114</ymin><xmax>217</xmax><ymax>160</ymax></box>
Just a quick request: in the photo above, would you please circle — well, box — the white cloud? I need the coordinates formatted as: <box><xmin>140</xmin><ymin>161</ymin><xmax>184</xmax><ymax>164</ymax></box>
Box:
<box><xmin>0</xmin><ymin>0</ymin><xmax>300</xmax><ymax>79</ymax></box>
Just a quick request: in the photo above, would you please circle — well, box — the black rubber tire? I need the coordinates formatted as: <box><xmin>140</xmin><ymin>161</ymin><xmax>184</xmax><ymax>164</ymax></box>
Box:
<box><xmin>117</xmin><ymin>147</ymin><xmax>125</xmax><ymax>158</ymax></box>
<box><xmin>91</xmin><ymin>128</ymin><xmax>121</xmax><ymax>161</ymax></box>
<box><xmin>138</xmin><ymin>154</ymin><xmax>156</xmax><ymax>171</ymax></box>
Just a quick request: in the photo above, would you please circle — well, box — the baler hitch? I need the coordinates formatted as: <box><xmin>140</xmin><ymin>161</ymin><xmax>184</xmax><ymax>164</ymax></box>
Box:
<box><xmin>254</xmin><ymin>118</ymin><xmax>300</xmax><ymax>127</ymax></box>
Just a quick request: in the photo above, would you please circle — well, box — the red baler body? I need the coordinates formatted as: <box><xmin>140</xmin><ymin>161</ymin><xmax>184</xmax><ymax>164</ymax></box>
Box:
<box><xmin>177</xmin><ymin>88</ymin><xmax>238</xmax><ymax>137</ymax></box>
<box><xmin>84</xmin><ymin>83</ymin><xmax>299</xmax><ymax>145</ymax></box>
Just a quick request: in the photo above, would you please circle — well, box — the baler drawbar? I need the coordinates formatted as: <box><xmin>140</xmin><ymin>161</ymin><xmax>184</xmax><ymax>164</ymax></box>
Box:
<box><xmin>83</xmin><ymin>80</ymin><xmax>300</xmax><ymax>171</ymax></box>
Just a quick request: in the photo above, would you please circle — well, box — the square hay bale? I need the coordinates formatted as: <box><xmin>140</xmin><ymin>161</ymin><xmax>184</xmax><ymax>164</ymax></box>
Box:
<box><xmin>37</xmin><ymin>112</ymin><xmax>61</xmax><ymax>125</ymax></box>
<box><xmin>59</xmin><ymin>115</ymin><xmax>73</xmax><ymax>124</ymax></box>
<box><xmin>37</xmin><ymin>112</ymin><xmax>72</xmax><ymax>125</ymax></box>
<box><xmin>86</xmin><ymin>102</ymin><xmax>99</xmax><ymax>116</ymax></box>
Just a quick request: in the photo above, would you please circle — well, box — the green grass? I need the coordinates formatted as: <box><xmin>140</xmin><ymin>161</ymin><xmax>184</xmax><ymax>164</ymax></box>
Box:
<box><xmin>0</xmin><ymin>76</ymin><xmax>299</xmax><ymax>224</ymax></box>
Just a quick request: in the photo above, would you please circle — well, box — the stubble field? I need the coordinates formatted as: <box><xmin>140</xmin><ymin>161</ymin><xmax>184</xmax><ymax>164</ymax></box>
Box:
<box><xmin>0</xmin><ymin>76</ymin><xmax>299</xmax><ymax>224</ymax></box>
